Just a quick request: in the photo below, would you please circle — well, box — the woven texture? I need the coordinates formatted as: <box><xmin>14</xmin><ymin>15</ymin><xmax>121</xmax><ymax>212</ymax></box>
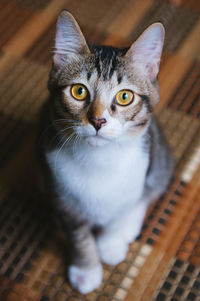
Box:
<box><xmin>0</xmin><ymin>0</ymin><xmax>200</xmax><ymax>300</ymax></box>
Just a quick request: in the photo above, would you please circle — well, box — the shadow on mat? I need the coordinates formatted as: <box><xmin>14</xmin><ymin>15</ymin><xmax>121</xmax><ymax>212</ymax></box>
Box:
<box><xmin>0</xmin><ymin>121</ymin><xmax>72</xmax><ymax>279</ymax></box>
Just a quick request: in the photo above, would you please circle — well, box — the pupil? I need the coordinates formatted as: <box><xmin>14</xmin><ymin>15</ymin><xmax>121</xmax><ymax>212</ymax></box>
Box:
<box><xmin>78</xmin><ymin>87</ymin><xmax>83</xmax><ymax>95</ymax></box>
<box><xmin>122</xmin><ymin>93</ymin><xmax>128</xmax><ymax>100</ymax></box>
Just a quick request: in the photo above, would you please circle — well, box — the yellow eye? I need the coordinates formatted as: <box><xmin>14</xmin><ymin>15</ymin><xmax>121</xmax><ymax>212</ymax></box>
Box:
<box><xmin>114</xmin><ymin>90</ymin><xmax>134</xmax><ymax>106</ymax></box>
<box><xmin>71</xmin><ymin>84</ymin><xmax>88</xmax><ymax>100</ymax></box>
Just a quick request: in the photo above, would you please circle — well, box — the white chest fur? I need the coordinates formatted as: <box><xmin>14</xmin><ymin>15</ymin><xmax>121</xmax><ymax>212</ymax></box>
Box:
<box><xmin>47</xmin><ymin>137</ymin><xmax>149</xmax><ymax>226</ymax></box>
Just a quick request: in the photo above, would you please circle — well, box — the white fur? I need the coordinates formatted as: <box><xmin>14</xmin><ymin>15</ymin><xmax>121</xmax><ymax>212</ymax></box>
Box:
<box><xmin>68</xmin><ymin>264</ymin><xmax>102</xmax><ymax>294</ymax></box>
<box><xmin>97</xmin><ymin>201</ymin><xmax>148</xmax><ymax>265</ymax></box>
<box><xmin>97</xmin><ymin>233</ymin><xmax>128</xmax><ymax>265</ymax></box>
<box><xmin>46</xmin><ymin>129</ymin><xmax>149</xmax><ymax>226</ymax></box>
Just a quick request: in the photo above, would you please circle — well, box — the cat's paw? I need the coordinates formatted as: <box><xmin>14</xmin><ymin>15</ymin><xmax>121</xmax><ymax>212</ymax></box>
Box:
<box><xmin>122</xmin><ymin>226</ymin><xmax>140</xmax><ymax>244</ymax></box>
<box><xmin>68</xmin><ymin>264</ymin><xmax>102</xmax><ymax>294</ymax></box>
<box><xmin>97</xmin><ymin>235</ymin><xmax>128</xmax><ymax>265</ymax></box>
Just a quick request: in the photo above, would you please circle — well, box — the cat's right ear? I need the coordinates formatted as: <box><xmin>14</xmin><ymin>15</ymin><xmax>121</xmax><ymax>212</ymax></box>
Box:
<box><xmin>53</xmin><ymin>11</ymin><xmax>90</xmax><ymax>68</ymax></box>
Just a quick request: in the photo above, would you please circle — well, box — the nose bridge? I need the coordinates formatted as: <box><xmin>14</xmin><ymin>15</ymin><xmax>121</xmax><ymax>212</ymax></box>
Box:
<box><xmin>87</xmin><ymin>97</ymin><xmax>105</xmax><ymax>120</ymax></box>
<box><xmin>87</xmin><ymin>97</ymin><xmax>107</xmax><ymax>131</ymax></box>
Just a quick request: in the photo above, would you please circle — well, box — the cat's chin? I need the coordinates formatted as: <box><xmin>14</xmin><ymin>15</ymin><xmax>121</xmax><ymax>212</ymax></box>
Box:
<box><xmin>86</xmin><ymin>135</ymin><xmax>111</xmax><ymax>147</ymax></box>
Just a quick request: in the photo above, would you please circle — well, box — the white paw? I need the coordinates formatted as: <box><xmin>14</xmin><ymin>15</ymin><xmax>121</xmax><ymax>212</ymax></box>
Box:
<box><xmin>97</xmin><ymin>235</ymin><xmax>128</xmax><ymax>265</ymax></box>
<box><xmin>68</xmin><ymin>264</ymin><xmax>102</xmax><ymax>294</ymax></box>
<box><xmin>122</xmin><ymin>226</ymin><xmax>140</xmax><ymax>244</ymax></box>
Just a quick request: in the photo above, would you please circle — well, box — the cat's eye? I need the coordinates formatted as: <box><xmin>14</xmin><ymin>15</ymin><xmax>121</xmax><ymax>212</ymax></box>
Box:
<box><xmin>114</xmin><ymin>90</ymin><xmax>134</xmax><ymax>106</ymax></box>
<box><xmin>71</xmin><ymin>84</ymin><xmax>88</xmax><ymax>101</ymax></box>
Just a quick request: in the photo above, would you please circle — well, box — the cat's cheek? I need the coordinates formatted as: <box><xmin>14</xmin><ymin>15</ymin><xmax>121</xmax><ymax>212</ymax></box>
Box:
<box><xmin>76</xmin><ymin>124</ymin><xmax>96</xmax><ymax>137</ymax></box>
<box><xmin>99</xmin><ymin>127</ymin><xmax>123</xmax><ymax>140</ymax></box>
<box><xmin>123</xmin><ymin>121</ymin><xmax>133</xmax><ymax>130</ymax></box>
<box><xmin>99</xmin><ymin>115</ymin><xmax>124</xmax><ymax>139</ymax></box>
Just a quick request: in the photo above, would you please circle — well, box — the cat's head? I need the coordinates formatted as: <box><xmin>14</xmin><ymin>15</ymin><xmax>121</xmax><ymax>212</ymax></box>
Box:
<box><xmin>49</xmin><ymin>11</ymin><xmax>165</xmax><ymax>147</ymax></box>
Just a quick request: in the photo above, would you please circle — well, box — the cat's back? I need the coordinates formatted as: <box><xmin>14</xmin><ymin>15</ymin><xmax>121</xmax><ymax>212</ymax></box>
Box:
<box><xmin>143</xmin><ymin>116</ymin><xmax>174</xmax><ymax>201</ymax></box>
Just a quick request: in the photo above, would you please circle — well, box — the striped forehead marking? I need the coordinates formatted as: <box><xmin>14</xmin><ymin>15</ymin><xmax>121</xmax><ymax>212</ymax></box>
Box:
<box><xmin>89</xmin><ymin>46</ymin><xmax>124</xmax><ymax>83</ymax></box>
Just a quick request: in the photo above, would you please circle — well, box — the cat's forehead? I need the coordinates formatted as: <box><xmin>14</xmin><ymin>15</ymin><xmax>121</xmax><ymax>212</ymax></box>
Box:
<box><xmin>69</xmin><ymin>46</ymin><xmax>126</xmax><ymax>87</ymax></box>
<box><xmin>57</xmin><ymin>45</ymin><xmax>149</xmax><ymax>95</ymax></box>
<box><xmin>89</xmin><ymin>45</ymin><xmax>125</xmax><ymax>81</ymax></box>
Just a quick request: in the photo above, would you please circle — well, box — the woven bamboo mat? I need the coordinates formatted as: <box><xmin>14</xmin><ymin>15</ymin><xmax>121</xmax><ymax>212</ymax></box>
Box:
<box><xmin>0</xmin><ymin>0</ymin><xmax>200</xmax><ymax>300</ymax></box>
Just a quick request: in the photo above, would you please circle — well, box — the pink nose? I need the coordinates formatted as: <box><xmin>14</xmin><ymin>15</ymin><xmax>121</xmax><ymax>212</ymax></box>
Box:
<box><xmin>90</xmin><ymin>118</ymin><xmax>107</xmax><ymax>131</ymax></box>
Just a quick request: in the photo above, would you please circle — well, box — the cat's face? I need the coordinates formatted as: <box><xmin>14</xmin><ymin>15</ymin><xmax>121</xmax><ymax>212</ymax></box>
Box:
<box><xmin>49</xmin><ymin>11</ymin><xmax>165</xmax><ymax>147</ymax></box>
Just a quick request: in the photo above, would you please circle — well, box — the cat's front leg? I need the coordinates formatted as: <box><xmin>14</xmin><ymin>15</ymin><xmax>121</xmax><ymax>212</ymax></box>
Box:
<box><xmin>97</xmin><ymin>230</ymin><xmax>129</xmax><ymax>265</ymax></box>
<box><xmin>63</xmin><ymin>221</ymin><xmax>102</xmax><ymax>294</ymax></box>
<box><xmin>97</xmin><ymin>201</ymin><xmax>148</xmax><ymax>265</ymax></box>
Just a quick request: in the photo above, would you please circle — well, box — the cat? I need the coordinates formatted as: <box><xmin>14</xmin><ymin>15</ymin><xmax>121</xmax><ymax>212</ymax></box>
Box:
<box><xmin>37</xmin><ymin>10</ymin><xmax>174</xmax><ymax>294</ymax></box>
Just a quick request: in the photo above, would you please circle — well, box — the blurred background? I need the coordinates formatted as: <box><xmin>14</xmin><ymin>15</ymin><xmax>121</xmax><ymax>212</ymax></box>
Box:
<box><xmin>0</xmin><ymin>0</ymin><xmax>200</xmax><ymax>300</ymax></box>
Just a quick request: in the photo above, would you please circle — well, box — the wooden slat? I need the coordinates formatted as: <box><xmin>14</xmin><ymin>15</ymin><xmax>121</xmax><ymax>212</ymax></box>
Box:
<box><xmin>159</xmin><ymin>54</ymin><xmax>193</xmax><ymax>106</ymax></box>
<box><xmin>178</xmin><ymin>19</ymin><xmax>200</xmax><ymax>61</ymax></box>
<box><xmin>125</xmin><ymin>184</ymin><xmax>200</xmax><ymax>301</ymax></box>
<box><xmin>0</xmin><ymin>0</ymin><xmax>69</xmax><ymax>70</ymax></box>
<box><xmin>124</xmin><ymin>248</ymin><xmax>172</xmax><ymax>301</ymax></box>
<box><xmin>102</xmin><ymin>0</ymin><xmax>154</xmax><ymax>46</ymax></box>
<box><xmin>0</xmin><ymin>1</ymin><xmax>33</xmax><ymax>48</ymax></box>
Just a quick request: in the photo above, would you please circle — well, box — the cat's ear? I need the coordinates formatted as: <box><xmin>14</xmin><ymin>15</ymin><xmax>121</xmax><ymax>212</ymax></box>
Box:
<box><xmin>125</xmin><ymin>23</ymin><xmax>165</xmax><ymax>82</ymax></box>
<box><xmin>53</xmin><ymin>11</ymin><xmax>90</xmax><ymax>68</ymax></box>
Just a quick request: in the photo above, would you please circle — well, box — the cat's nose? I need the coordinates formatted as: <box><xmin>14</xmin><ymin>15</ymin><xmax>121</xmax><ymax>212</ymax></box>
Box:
<box><xmin>90</xmin><ymin>118</ymin><xmax>107</xmax><ymax>131</ymax></box>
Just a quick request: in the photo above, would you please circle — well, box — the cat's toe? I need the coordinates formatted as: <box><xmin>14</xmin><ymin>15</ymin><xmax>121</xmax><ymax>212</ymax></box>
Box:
<box><xmin>97</xmin><ymin>235</ymin><xmax>128</xmax><ymax>265</ymax></box>
<box><xmin>68</xmin><ymin>264</ymin><xmax>102</xmax><ymax>294</ymax></box>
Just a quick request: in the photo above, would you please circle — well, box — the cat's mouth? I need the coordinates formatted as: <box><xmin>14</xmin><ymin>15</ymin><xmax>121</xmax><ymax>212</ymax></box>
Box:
<box><xmin>94</xmin><ymin>132</ymin><xmax>112</xmax><ymax>141</ymax></box>
<box><xmin>86</xmin><ymin>132</ymin><xmax>112</xmax><ymax>146</ymax></box>
<box><xmin>76</xmin><ymin>124</ymin><xmax>115</xmax><ymax>146</ymax></box>
<box><xmin>94</xmin><ymin>132</ymin><xmax>106</xmax><ymax>138</ymax></box>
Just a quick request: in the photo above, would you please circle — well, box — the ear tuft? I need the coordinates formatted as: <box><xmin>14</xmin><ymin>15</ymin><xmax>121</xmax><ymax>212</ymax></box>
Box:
<box><xmin>53</xmin><ymin>11</ymin><xmax>90</xmax><ymax>68</ymax></box>
<box><xmin>126</xmin><ymin>23</ymin><xmax>165</xmax><ymax>82</ymax></box>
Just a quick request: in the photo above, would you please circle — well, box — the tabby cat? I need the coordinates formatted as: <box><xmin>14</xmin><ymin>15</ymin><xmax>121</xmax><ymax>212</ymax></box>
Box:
<box><xmin>38</xmin><ymin>11</ymin><xmax>174</xmax><ymax>294</ymax></box>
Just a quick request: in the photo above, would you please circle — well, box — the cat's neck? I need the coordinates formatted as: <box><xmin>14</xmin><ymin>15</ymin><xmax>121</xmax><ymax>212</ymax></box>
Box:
<box><xmin>68</xmin><ymin>132</ymin><xmax>147</xmax><ymax>168</ymax></box>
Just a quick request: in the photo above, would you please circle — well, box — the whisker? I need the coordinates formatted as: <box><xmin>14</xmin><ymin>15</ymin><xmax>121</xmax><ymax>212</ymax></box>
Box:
<box><xmin>72</xmin><ymin>133</ymin><xmax>80</xmax><ymax>157</ymax></box>
<box><xmin>53</xmin><ymin>118</ymin><xmax>79</xmax><ymax>125</ymax></box>
<box><xmin>50</xmin><ymin>131</ymin><xmax>65</xmax><ymax>147</ymax></box>
<box><xmin>54</xmin><ymin>132</ymin><xmax>76</xmax><ymax>175</ymax></box>
<box><xmin>38</xmin><ymin>123</ymin><xmax>55</xmax><ymax>145</ymax></box>
<box><xmin>59</xmin><ymin>125</ymin><xmax>76</xmax><ymax>133</ymax></box>
<box><xmin>50</xmin><ymin>125</ymin><xmax>76</xmax><ymax>146</ymax></box>
<box><xmin>38</xmin><ymin>119</ymin><xmax>78</xmax><ymax>146</ymax></box>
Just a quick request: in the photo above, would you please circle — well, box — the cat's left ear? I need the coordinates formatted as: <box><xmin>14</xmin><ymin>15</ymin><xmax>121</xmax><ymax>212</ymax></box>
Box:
<box><xmin>125</xmin><ymin>23</ymin><xmax>165</xmax><ymax>82</ymax></box>
<box><xmin>53</xmin><ymin>11</ymin><xmax>90</xmax><ymax>68</ymax></box>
